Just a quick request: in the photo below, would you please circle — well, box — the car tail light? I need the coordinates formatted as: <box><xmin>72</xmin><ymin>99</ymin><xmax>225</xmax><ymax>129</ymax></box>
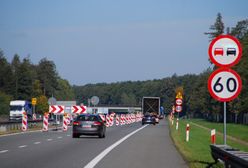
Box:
<box><xmin>93</xmin><ymin>121</ymin><xmax>102</xmax><ymax>126</ymax></box>
<box><xmin>73</xmin><ymin>121</ymin><xmax>80</xmax><ymax>126</ymax></box>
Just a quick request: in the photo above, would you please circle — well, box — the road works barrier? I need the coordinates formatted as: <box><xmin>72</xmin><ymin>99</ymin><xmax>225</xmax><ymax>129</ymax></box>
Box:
<box><xmin>43</xmin><ymin>113</ymin><xmax>49</xmax><ymax>132</ymax></box>
<box><xmin>63</xmin><ymin>115</ymin><xmax>68</xmax><ymax>132</ymax></box>
<box><xmin>22</xmin><ymin>112</ymin><xmax>27</xmax><ymax>131</ymax></box>
<box><xmin>116</xmin><ymin>115</ymin><xmax>120</xmax><ymax>126</ymax></box>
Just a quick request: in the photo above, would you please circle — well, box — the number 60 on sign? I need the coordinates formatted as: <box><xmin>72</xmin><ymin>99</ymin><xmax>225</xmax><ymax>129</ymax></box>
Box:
<box><xmin>208</xmin><ymin>68</ymin><xmax>242</xmax><ymax>102</ymax></box>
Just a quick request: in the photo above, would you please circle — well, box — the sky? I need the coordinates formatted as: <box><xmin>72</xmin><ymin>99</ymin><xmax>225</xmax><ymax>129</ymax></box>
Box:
<box><xmin>0</xmin><ymin>0</ymin><xmax>247</xmax><ymax>85</ymax></box>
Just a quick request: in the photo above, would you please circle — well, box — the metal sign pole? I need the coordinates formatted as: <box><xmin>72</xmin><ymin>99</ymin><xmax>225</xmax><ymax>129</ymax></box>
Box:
<box><xmin>224</xmin><ymin>102</ymin><xmax>227</xmax><ymax>145</ymax></box>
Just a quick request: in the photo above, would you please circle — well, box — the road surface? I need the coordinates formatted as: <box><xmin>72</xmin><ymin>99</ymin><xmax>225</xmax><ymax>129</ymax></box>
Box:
<box><xmin>0</xmin><ymin>119</ymin><xmax>187</xmax><ymax>168</ymax></box>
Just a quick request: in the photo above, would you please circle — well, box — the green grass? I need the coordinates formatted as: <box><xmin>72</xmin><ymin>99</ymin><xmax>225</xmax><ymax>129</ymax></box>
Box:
<box><xmin>169</xmin><ymin>118</ymin><xmax>248</xmax><ymax>168</ymax></box>
<box><xmin>190</xmin><ymin>119</ymin><xmax>248</xmax><ymax>142</ymax></box>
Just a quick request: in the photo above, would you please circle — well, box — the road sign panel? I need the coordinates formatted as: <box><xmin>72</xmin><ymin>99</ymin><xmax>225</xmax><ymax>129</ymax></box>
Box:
<box><xmin>175</xmin><ymin>98</ymin><xmax>183</xmax><ymax>106</ymax></box>
<box><xmin>175</xmin><ymin>105</ymin><xmax>182</xmax><ymax>113</ymax></box>
<box><xmin>72</xmin><ymin>105</ymin><xmax>87</xmax><ymax>114</ymax></box>
<box><xmin>208</xmin><ymin>35</ymin><xmax>242</xmax><ymax>67</ymax></box>
<box><xmin>32</xmin><ymin>98</ymin><xmax>37</xmax><ymax>105</ymax></box>
<box><xmin>49</xmin><ymin>105</ymin><xmax>65</xmax><ymax>114</ymax></box>
<box><xmin>208</xmin><ymin>68</ymin><xmax>242</xmax><ymax>102</ymax></box>
<box><xmin>176</xmin><ymin>92</ymin><xmax>183</xmax><ymax>99</ymax></box>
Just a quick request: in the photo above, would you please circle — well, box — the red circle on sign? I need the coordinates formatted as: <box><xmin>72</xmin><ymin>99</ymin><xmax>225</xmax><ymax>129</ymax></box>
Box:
<box><xmin>175</xmin><ymin>98</ymin><xmax>183</xmax><ymax>106</ymax></box>
<box><xmin>208</xmin><ymin>68</ymin><xmax>242</xmax><ymax>102</ymax></box>
<box><xmin>208</xmin><ymin>35</ymin><xmax>242</xmax><ymax>67</ymax></box>
<box><xmin>175</xmin><ymin>105</ymin><xmax>182</xmax><ymax>112</ymax></box>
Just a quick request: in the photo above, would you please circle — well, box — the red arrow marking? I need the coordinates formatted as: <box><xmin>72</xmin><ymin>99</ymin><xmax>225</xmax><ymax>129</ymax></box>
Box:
<box><xmin>50</xmin><ymin>105</ymin><xmax>56</xmax><ymax>113</ymax></box>
<box><xmin>58</xmin><ymin>106</ymin><xmax>64</xmax><ymax>113</ymax></box>
<box><xmin>73</xmin><ymin>106</ymin><xmax>79</xmax><ymax>113</ymax></box>
<box><xmin>80</xmin><ymin>106</ymin><xmax>86</xmax><ymax>113</ymax></box>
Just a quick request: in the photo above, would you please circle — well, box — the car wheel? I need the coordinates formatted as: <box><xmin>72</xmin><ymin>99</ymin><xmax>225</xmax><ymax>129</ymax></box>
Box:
<box><xmin>72</xmin><ymin>133</ymin><xmax>79</xmax><ymax>138</ymax></box>
<box><xmin>99</xmin><ymin>131</ymin><xmax>104</xmax><ymax>138</ymax></box>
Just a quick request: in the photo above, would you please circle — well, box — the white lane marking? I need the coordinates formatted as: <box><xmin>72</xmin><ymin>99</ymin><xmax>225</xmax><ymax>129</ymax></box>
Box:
<box><xmin>57</xmin><ymin>136</ymin><xmax>62</xmax><ymax>139</ymax></box>
<box><xmin>67</xmin><ymin>134</ymin><xmax>70</xmax><ymax>137</ymax></box>
<box><xmin>18</xmin><ymin>145</ymin><xmax>27</xmax><ymax>148</ymax></box>
<box><xmin>34</xmin><ymin>142</ymin><xmax>41</xmax><ymax>145</ymax></box>
<box><xmin>47</xmin><ymin>139</ymin><xmax>53</xmax><ymax>141</ymax></box>
<box><xmin>84</xmin><ymin>125</ymin><xmax>148</xmax><ymax>168</ymax></box>
<box><xmin>0</xmin><ymin>150</ymin><xmax>9</xmax><ymax>154</ymax></box>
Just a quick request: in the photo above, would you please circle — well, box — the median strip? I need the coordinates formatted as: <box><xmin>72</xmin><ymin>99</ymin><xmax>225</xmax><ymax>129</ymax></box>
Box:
<box><xmin>84</xmin><ymin>125</ymin><xmax>148</xmax><ymax>168</ymax></box>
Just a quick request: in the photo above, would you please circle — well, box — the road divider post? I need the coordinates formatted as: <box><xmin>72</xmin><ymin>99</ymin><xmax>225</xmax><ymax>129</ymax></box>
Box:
<box><xmin>211</xmin><ymin>129</ymin><xmax>216</xmax><ymax>144</ymax></box>
<box><xmin>22</xmin><ymin>111</ymin><xmax>27</xmax><ymax>131</ymax></box>
<box><xmin>186</xmin><ymin>124</ymin><xmax>190</xmax><ymax>142</ymax></box>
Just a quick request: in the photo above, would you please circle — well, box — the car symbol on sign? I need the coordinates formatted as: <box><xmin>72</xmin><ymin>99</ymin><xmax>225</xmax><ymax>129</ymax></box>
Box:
<box><xmin>226</xmin><ymin>48</ymin><xmax>236</xmax><ymax>56</ymax></box>
<box><xmin>214</xmin><ymin>48</ymin><xmax>224</xmax><ymax>56</ymax></box>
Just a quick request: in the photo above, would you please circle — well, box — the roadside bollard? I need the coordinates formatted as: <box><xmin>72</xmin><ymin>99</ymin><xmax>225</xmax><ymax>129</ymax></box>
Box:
<box><xmin>22</xmin><ymin>112</ymin><xmax>27</xmax><ymax>131</ymax></box>
<box><xmin>176</xmin><ymin>118</ymin><xmax>179</xmax><ymax>130</ymax></box>
<box><xmin>211</xmin><ymin>129</ymin><xmax>216</xmax><ymax>144</ymax></box>
<box><xmin>63</xmin><ymin>114</ymin><xmax>68</xmax><ymax>132</ymax></box>
<box><xmin>106</xmin><ymin>115</ymin><xmax>110</xmax><ymax>128</ymax></box>
<box><xmin>43</xmin><ymin>113</ymin><xmax>49</xmax><ymax>132</ymax></box>
<box><xmin>186</xmin><ymin>124</ymin><xmax>190</xmax><ymax>142</ymax></box>
<box><xmin>116</xmin><ymin>115</ymin><xmax>120</xmax><ymax>126</ymax></box>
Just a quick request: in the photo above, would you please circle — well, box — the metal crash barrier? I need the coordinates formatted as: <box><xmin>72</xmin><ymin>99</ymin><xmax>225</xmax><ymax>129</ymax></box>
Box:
<box><xmin>210</xmin><ymin>144</ymin><xmax>248</xmax><ymax>168</ymax></box>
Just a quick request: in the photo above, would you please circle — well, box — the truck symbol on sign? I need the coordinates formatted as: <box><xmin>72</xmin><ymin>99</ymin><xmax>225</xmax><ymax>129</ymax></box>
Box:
<box><xmin>214</xmin><ymin>48</ymin><xmax>224</xmax><ymax>56</ymax></box>
<box><xmin>226</xmin><ymin>48</ymin><xmax>236</xmax><ymax>56</ymax></box>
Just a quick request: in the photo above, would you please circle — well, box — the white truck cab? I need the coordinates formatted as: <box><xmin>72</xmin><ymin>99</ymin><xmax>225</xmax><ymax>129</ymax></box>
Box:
<box><xmin>9</xmin><ymin>100</ymin><xmax>32</xmax><ymax>120</ymax></box>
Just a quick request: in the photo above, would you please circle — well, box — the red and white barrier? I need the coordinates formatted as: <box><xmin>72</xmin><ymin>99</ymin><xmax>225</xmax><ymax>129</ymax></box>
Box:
<box><xmin>109</xmin><ymin>113</ymin><xmax>115</xmax><ymax>127</ymax></box>
<box><xmin>63</xmin><ymin>115</ymin><xmax>68</xmax><ymax>132</ymax></box>
<box><xmin>116</xmin><ymin>115</ymin><xmax>120</xmax><ymax>126</ymax></box>
<box><xmin>121</xmin><ymin>114</ymin><xmax>125</xmax><ymax>125</ymax></box>
<box><xmin>22</xmin><ymin>112</ymin><xmax>27</xmax><ymax>131</ymax></box>
<box><xmin>186</xmin><ymin>124</ymin><xmax>190</xmax><ymax>142</ymax></box>
<box><xmin>176</xmin><ymin>118</ymin><xmax>179</xmax><ymax>130</ymax></box>
<box><xmin>43</xmin><ymin>113</ymin><xmax>49</xmax><ymax>132</ymax></box>
<box><xmin>211</xmin><ymin>129</ymin><xmax>216</xmax><ymax>144</ymax></box>
<box><xmin>99</xmin><ymin>114</ymin><xmax>106</xmax><ymax>122</ymax></box>
<box><xmin>106</xmin><ymin>115</ymin><xmax>110</xmax><ymax>128</ymax></box>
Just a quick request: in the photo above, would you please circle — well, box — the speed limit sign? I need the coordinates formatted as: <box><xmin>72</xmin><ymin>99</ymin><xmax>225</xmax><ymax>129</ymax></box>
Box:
<box><xmin>208</xmin><ymin>68</ymin><xmax>242</xmax><ymax>102</ymax></box>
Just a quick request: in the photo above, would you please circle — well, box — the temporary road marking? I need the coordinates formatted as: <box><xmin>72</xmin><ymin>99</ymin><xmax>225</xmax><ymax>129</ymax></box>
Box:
<box><xmin>34</xmin><ymin>142</ymin><xmax>41</xmax><ymax>145</ymax></box>
<box><xmin>47</xmin><ymin>139</ymin><xmax>53</xmax><ymax>141</ymax></box>
<box><xmin>84</xmin><ymin>125</ymin><xmax>148</xmax><ymax>168</ymax></box>
<box><xmin>19</xmin><ymin>145</ymin><xmax>27</xmax><ymax>148</ymax></box>
<box><xmin>0</xmin><ymin>150</ymin><xmax>8</xmax><ymax>154</ymax></box>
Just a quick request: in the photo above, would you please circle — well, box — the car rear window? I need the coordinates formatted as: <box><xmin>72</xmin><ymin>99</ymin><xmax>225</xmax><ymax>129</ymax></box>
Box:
<box><xmin>77</xmin><ymin>115</ymin><xmax>99</xmax><ymax>121</ymax></box>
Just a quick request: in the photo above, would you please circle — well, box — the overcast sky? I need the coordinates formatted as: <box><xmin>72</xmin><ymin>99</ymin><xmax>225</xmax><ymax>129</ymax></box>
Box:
<box><xmin>0</xmin><ymin>0</ymin><xmax>247</xmax><ymax>85</ymax></box>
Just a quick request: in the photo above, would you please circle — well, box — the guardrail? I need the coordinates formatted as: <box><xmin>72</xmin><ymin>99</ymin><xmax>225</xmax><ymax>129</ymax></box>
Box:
<box><xmin>210</xmin><ymin>144</ymin><xmax>248</xmax><ymax>168</ymax></box>
<box><xmin>0</xmin><ymin>119</ymin><xmax>55</xmax><ymax>132</ymax></box>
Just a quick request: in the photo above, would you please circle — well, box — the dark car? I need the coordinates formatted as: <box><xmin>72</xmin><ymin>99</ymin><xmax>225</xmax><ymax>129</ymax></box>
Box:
<box><xmin>72</xmin><ymin>114</ymin><xmax>106</xmax><ymax>138</ymax></box>
<box><xmin>142</xmin><ymin>115</ymin><xmax>156</xmax><ymax>125</ymax></box>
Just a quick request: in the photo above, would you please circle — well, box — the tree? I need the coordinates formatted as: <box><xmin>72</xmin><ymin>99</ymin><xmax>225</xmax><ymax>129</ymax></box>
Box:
<box><xmin>205</xmin><ymin>13</ymin><xmax>225</xmax><ymax>40</ymax></box>
<box><xmin>36</xmin><ymin>95</ymin><xmax>49</xmax><ymax>114</ymax></box>
<box><xmin>37</xmin><ymin>58</ymin><xmax>59</xmax><ymax>97</ymax></box>
<box><xmin>0</xmin><ymin>50</ymin><xmax>14</xmax><ymax>95</ymax></box>
<box><xmin>17</xmin><ymin>58</ymin><xmax>34</xmax><ymax>100</ymax></box>
<box><xmin>0</xmin><ymin>91</ymin><xmax>12</xmax><ymax>115</ymax></box>
<box><xmin>55</xmin><ymin>78</ymin><xmax>75</xmax><ymax>100</ymax></box>
<box><xmin>11</xmin><ymin>54</ymin><xmax>21</xmax><ymax>99</ymax></box>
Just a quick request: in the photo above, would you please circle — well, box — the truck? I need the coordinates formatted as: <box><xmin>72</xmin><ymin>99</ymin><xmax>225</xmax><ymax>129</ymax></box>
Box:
<box><xmin>142</xmin><ymin>97</ymin><xmax>160</xmax><ymax>116</ymax></box>
<box><xmin>9</xmin><ymin>100</ymin><xmax>32</xmax><ymax>120</ymax></box>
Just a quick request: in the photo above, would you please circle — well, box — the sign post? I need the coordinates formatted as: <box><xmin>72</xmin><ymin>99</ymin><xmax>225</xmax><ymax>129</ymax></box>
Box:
<box><xmin>32</xmin><ymin>98</ymin><xmax>37</xmax><ymax>119</ymax></box>
<box><xmin>208</xmin><ymin>35</ymin><xmax>242</xmax><ymax>145</ymax></box>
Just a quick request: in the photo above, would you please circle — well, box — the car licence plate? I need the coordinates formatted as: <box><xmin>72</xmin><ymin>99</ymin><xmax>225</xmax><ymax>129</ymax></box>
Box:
<box><xmin>82</xmin><ymin>125</ymin><xmax>91</xmax><ymax>128</ymax></box>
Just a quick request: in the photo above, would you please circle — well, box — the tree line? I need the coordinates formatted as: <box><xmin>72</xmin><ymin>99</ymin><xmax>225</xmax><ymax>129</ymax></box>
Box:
<box><xmin>74</xmin><ymin>14</ymin><xmax>248</xmax><ymax>124</ymax></box>
<box><xmin>0</xmin><ymin>54</ymin><xmax>75</xmax><ymax>115</ymax></box>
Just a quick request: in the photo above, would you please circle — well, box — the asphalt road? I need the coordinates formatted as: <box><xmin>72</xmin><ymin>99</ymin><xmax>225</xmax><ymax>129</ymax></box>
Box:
<box><xmin>0</xmin><ymin>119</ymin><xmax>187</xmax><ymax>168</ymax></box>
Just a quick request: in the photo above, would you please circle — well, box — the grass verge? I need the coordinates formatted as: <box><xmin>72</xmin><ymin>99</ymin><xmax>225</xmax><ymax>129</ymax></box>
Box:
<box><xmin>169</xmin><ymin>118</ymin><xmax>248</xmax><ymax>168</ymax></box>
